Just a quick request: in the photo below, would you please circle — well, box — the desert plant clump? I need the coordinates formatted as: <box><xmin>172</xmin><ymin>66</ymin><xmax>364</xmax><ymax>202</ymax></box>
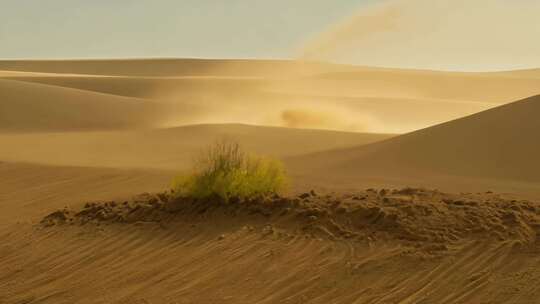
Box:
<box><xmin>171</xmin><ymin>141</ymin><xmax>288</xmax><ymax>201</ymax></box>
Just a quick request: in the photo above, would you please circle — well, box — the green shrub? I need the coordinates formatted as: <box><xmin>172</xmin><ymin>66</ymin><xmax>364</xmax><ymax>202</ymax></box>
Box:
<box><xmin>171</xmin><ymin>141</ymin><xmax>288</xmax><ymax>201</ymax></box>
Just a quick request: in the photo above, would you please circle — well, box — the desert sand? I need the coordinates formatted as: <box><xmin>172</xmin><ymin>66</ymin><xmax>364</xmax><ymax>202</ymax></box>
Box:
<box><xmin>0</xmin><ymin>124</ymin><xmax>392</xmax><ymax>170</ymax></box>
<box><xmin>290</xmin><ymin>95</ymin><xmax>540</xmax><ymax>197</ymax></box>
<box><xmin>2</xmin><ymin>59</ymin><xmax>540</xmax><ymax>133</ymax></box>
<box><xmin>1</xmin><ymin>59</ymin><xmax>540</xmax><ymax>303</ymax></box>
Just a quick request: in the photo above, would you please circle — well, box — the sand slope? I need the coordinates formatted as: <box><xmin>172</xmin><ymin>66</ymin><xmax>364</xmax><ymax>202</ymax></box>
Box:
<box><xmin>291</xmin><ymin>95</ymin><xmax>540</xmax><ymax>195</ymax></box>
<box><xmin>0</xmin><ymin>79</ymin><xmax>181</xmax><ymax>132</ymax></box>
<box><xmin>5</xmin><ymin>222</ymin><xmax>539</xmax><ymax>303</ymax></box>
<box><xmin>5</xmin><ymin>66</ymin><xmax>540</xmax><ymax>104</ymax></box>
<box><xmin>0</xmin><ymin>74</ymin><xmax>267</xmax><ymax>100</ymax></box>
<box><xmin>0</xmin><ymin>124</ymin><xmax>393</xmax><ymax>170</ymax></box>
<box><xmin>0</xmin><ymin>74</ymin><xmax>500</xmax><ymax>133</ymax></box>
<box><xmin>0</xmin><ymin>162</ymin><xmax>172</xmax><ymax>225</ymax></box>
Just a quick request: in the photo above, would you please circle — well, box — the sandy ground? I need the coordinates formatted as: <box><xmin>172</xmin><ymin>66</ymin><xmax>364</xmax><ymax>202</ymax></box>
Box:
<box><xmin>1</xmin><ymin>59</ymin><xmax>540</xmax><ymax>303</ymax></box>
<box><xmin>2</xmin><ymin>188</ymin><xmax>539</xmax><ymax>303</ymax></box>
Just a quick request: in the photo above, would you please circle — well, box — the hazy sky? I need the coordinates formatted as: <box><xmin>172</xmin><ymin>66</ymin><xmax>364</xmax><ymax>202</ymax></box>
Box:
<box><xmin>300</xmin><ymin>0</ymin><xmax>540</xmax><ymax>71</ymax></box>
<box><xmin>1</xmin><ymin>0</ymin><xmax>539</xmax><ymax>71</ymax></box>
<box><xmin>0</xmin><ymin>1</ymin><xmax>363</xmax><ymax>59</ymax></box>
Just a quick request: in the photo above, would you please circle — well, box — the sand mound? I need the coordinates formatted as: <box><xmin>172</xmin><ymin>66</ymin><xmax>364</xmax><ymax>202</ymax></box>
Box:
<box><xmin>292</xmin><ymin>95</ymin><xmax>540</xmax><ymax>191</ymax></box>
<box><xmin>0</xmin><ymin>79</ymin><xmax>176</xmax><ymax>132</ymax></box>
<box><xmin>42</xmin><ymin>188</ymin><xmax>540</xmax><ymax>249</ymax></box>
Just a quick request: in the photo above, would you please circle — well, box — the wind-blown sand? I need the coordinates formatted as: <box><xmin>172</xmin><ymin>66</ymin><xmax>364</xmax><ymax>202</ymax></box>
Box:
<box><xmin>1</xmin><ymin>59</ymin><xmax>540</xmax><ymax>303</ymax></box>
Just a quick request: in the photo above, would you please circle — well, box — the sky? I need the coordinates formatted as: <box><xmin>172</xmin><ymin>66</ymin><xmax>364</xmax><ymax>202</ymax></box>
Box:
<box><xmin>0</xmin><ymin>1</ymin><xmax>364</xmax><ymax>59</ymax></box>
<box><xmin>1</xmin><ymin>0</ymin><xmax>539</xmax><ymax>71</ymax></box>
<box><xmin>299</xmin><ymin>0</ymin><xmax>540</xmax><ymax>71</ymax></box>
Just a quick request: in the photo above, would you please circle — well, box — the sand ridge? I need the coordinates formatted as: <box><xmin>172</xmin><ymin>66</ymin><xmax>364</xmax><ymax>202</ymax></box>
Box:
<box><xmin>0</xmin><ymin>78</ymin><xmax>178</xmax><ymax>132</ymax></box>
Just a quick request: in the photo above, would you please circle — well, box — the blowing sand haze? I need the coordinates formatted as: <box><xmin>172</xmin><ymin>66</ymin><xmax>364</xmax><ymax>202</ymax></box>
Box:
<box><xmin>1</xmin><ymin>1</ymin><xmax>540</xmax><ymax>303</ymax></box>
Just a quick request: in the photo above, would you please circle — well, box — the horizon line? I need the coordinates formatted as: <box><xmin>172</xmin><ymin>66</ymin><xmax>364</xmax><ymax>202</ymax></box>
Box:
<box><xmin>0</xmin><ymin>56</ymin><xmax>539</xmax><ymax>74</ymax></box>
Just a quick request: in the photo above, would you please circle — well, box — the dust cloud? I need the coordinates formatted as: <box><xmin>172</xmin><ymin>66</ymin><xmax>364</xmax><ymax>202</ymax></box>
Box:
<box><xmin>298</xmin><ymin>0</ymin><xmax>540</xmax><ymax>71</ymax></box>
<box><xmin>280</xmin><ymin>108</ymin><xmax>369</xmax><ymax>132</ymax></box>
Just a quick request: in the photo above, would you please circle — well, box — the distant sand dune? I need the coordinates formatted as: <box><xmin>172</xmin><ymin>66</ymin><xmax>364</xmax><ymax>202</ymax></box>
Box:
<box><xmin>3</xmin><ymin>61</ymin><xmax>539</xmax><ymax>104</ymax></box>
<box><xmin>0</xmin><ymin>74</ymin><xmax>500</xmax><ymax>133</ymax></box>
<box><xmin>0</xmin><ymin>75</ymin><xmax>265</xmax><ymax>100</ymax></box>
<box><xmin>0</xmin><ymin>58</ymin><xmax>343</xmax><ymax>77</ymax></box>
<box><xmin>0</xmin><ymin>79</ymin><xmax>173</xmax><ymax>132</ymax></box>
<box><xmin>1</xmin><ymin>59</ymin><xmax>539</xmax><ymax>133</ymax></box>
<box><xmin>493</xmin><ymin>68</ymin><xmax>540</xmax><ymax>79</ymax></box>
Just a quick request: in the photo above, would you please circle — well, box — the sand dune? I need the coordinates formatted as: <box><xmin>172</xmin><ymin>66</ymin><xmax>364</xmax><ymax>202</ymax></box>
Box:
<box><xmin>1</xmin><ymin>58</ymin><xmax>540</xmax><ymax>303</ymax></box>
<box><xmin>0</xmin><ymin>74</ymin><xmax>265</xmax><ymax>100</ymax></box>
<box><xmin>2</xmin><ymin>59</ymin><xmax>539</xmax><ymax>133</ymax></box>
<box><xmin>0</xmin><ymin>124</ymin><xmax>393</xmax><ymax>170</ymax></box>
<box><xmin>0</xmin><ymin>78</ymin><xmax>184</xmax><ymax>132</ymax></box>
<box><xmin>494</xmin><ymin>68</ymin><xmax>540</xmax><ymax>79</ymax></box>
<box><xmin>291</xmin><ymin>95</ymin><xmax>540</xmax><ymax>195</ymax></box>
<box><xmin>6</xmin><ymin>65</ymin><xmax>540</xmax><ymax>104</ymax></box>
<box><xmin>4</xmin><ymin>61</ymin><xmax>539</xmax><ymax>105</ymax></box>
<box><xmin>0</xmin><ymin>74</ymin><xmax>495</xmax><ymax>133</ymax></box>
